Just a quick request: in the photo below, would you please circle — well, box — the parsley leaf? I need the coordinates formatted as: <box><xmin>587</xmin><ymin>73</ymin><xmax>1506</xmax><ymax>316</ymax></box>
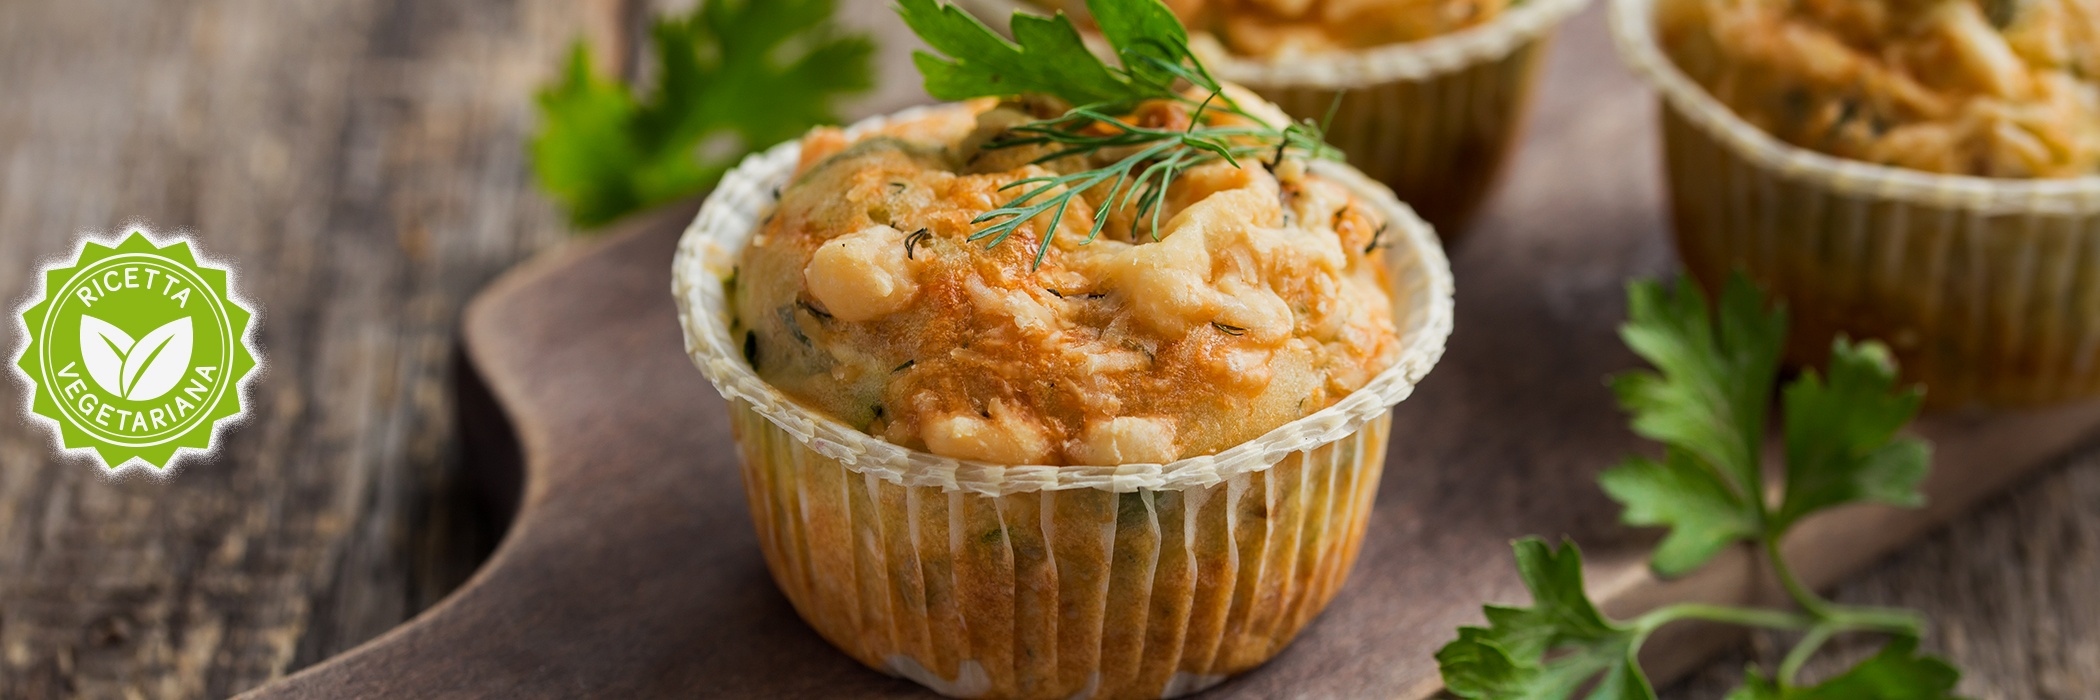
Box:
<box><xmin>1599</xmin><ymin>449</ymin><xmax>1759</xmax><ymax>577</ymax></box>
<box><xmin>1726</xmin><ymin>638</ymin><xmax>1963</xmax><ymax>700</ymax></box>
<box><xmin>1605</xmin><ymin>275</ymin><xmax>1786</xmax><ymax>573</ymax></box>
<box><xmin>1437</xmin><ymin>538</ymin><xmax>1656</xmax><ymax>700</ymax></box>
<box><xmin>532</xmin><ymin>47</ymin><xmax>677</xmax><ymax>229</ymax></box>
<box><xmin>1773</xmin><ymin>338</ymin><xmax>1930</xmax><ymax>532</ymax></box>
<box><xmin>531</xmin><ymin>0</ymin><xmax>872</xmax><ymax>228</ymax></box>
<box><xmin>1604</xmin><ymin>274</ymin><xmax>1930</xmax><ymax>576</ymax></box>
<box><xmin>1447</xmin><ymin>273</ymin><xmax>1963</xmax><ymax>699</ymax></box>
<box><xmin>1080</xmin><ymin>0</ymin><xmax>1206</xmax><ymax>92</ymax></box>
<box><xmin>896</xmin><ymin>0</ymin><xmax>1193</xmax><ymax>106</ymax></box>
<box><xmin>1613</xmin><ymin>275</ymin><xmax>1787</xmax><ymax>509</ymax></box>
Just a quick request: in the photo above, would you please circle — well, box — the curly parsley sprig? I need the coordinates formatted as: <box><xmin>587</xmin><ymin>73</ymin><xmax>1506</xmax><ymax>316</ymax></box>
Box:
<box><xmin>1438</xmin><ymin>273</ymin><xmax>1965</xmax><ymax>700</ymax></box>
<box><xmin>896</xmin><ymin>0</ymin><xmax>1342</xmax><ymax>268</ymax></box>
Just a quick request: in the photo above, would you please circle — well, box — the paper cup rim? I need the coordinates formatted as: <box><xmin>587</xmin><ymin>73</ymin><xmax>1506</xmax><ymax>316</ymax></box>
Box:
<box><xmin>1609</xmin><ymin>0</ymin><xmax>2100</xmax><ymax>215</ymax></box>
<box><xmin>1200</xmin><ymin>0</ymin><xmax>1589</xmax><ymax>87</ymax></box>
<box><xmin>952</xmin><ymin>0</ymin><xmax>1589</xmax><ymax>88</ymax></box>
<box><xmin>670</xmin><ymin>103</ymin><xmax>1454</xmax><ymax>496</ymax></box>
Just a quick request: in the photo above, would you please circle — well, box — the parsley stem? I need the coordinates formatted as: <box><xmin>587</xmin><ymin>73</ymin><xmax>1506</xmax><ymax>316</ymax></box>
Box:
<box><xmin>1777</xmin><ymin>623</ymin><xmax>1838</xmax><ymax>686</ymax></box>
<box><xmin>1753</xmin><ymin>534</ymin><xmax>1925</xmax><ymax>688</ymax></box>
<box><xmin>1760</xmin><ymin>538</ymin><xmax>1923</xmax><ymax>635</ymax></box>
<box><xmin>1822</xmin><ymin>605</ymin><xmax>1926</xmax><ymax>635</ymax></box>
<box><xmin>1633</xmin><ymin>603</ymin><xmax>1814</xmax><ymax>635</ymax></box>
<box><xmin>1764</xmin><ymin>538</ymin><xmax>1833</xmax><ymax>617</ymax></box>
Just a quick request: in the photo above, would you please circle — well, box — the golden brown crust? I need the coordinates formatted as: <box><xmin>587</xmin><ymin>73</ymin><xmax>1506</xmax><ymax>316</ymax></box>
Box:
<box><xmin>731</xmin><ymin>99</ymin><xmax>1399</xmax><ymax>466</ymax></box>
<box><xmin>1659</xmin><ymin>0</ymin><xmax>2100</xmax><ymax>177</ymax></box>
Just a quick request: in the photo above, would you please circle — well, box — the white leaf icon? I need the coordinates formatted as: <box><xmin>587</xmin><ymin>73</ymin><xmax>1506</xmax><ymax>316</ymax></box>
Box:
<box><xmin>77</xmin><ymin>316</ymin><xmax>194</xmax><ymax>402</ymax></box>
<box><xmin>80</xmin><ymin>316</ymin><xmax>134</xmax><ymax>398</ymax></box>
<box><xmin>121</xmin><ymin>317</ymin><xmax>192</xmax><ymax>401</ymax></box>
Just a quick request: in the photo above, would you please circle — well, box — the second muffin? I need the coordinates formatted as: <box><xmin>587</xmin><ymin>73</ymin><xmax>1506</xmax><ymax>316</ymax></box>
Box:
<box><xmin>1616</xmin><ymin>0</ymin><xmax>2100</xmax><ymax>407</ymax></box>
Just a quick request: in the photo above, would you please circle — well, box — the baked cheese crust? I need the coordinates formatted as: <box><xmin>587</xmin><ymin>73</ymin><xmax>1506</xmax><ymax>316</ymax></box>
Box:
<box><xmin>731</xmin><ymin>97</ymin><xmax>1401</xmax><ymax>466</ymax></box>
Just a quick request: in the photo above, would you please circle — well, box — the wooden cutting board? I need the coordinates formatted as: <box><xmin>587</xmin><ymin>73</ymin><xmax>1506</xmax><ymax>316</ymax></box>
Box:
<box><xmin>240</xmin><ymin>9</ymin><xmax>2100</xmax><ymax>699</ymax></box>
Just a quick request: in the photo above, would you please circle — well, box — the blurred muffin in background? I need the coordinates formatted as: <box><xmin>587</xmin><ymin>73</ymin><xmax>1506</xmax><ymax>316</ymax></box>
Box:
<box><xmin>1615</xmin><ymin>0</ymin><xmax>2100</xmax><ymax>407</ymax></box>
<box><xmin>1657</xmin><ymin>0</ymin><xmax>2100</xmax><ymax>177</ymax></box>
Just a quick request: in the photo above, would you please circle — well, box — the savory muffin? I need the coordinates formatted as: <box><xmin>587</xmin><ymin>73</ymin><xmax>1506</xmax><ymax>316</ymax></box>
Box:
<box><xmin>1656</xmin><ymin>0</ymin><xmax>2100</xmax><ymax>177</ymax></box>
<box><xmin>677</xmin><ymin>96</ymin><xmax>1451</xmax><ymax>698</ymax></box>
<box><xmin>678</xmin><ymin>4</ymin><xmax>1455</xmax><ymax>696</ymax></box>
<box><xmin>731</xmin><ymin>96</ymin><xmax>1401</xmax><ymax>465</ymax></box>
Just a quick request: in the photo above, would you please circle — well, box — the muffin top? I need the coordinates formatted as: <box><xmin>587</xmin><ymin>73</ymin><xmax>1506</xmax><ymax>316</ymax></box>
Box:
<box><xmin>1033</xmin><ymin>0</ymin><xmax>1513</xmax><ymax>55</ymax></box>
<box><xmin>730</xmin><ymin>96</ymin><xmax>1400</xmax><ymax>466</ymax></box>
<box><xmin>1658</xmin><ymin>0</ymin><xmax>2100</xmax><ymax>177</ymax></box>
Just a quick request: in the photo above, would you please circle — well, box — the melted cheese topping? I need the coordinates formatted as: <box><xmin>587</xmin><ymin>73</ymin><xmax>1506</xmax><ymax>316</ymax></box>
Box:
<box><xmin>1031</xmin><ymin>0</ymin><xmax>1510</xmax><ymax>56</ymax></box>
<box><xmin>1659</xmin><ymin>0</ymin><xmax>2100</xmax><ymax>177</ymax></box>
<box><xmin>731</xmin><ymin>98</ymin><xmax>1400</xmax><ymax>466</ymax></box>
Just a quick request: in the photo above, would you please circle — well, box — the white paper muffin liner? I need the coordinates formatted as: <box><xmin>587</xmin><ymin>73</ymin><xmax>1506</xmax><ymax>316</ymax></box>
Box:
<box><xmin>1612</xmin><ymin>0</ymin><xmax>2100</xmax><ymax>407</ymax></box>
<box><xmin>671</xmin><ymin>104</ymin><xmax>1453</xmax><ymax>698</ymax></box>
<box><xmin>951</xmin><ymin>0</ymin><xmax>1589</xmax><ymax>236</ymax></box>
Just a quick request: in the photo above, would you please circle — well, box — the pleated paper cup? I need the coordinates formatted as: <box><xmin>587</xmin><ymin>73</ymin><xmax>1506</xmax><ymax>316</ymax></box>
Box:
<box><xmin>672</xmin><ymin>105</ymin><xmax>1454</xmax><ymax>699</ymax></box>
<box><xmin>1612</xmin><ymin>0</ymin><xmax>2100</xmax><ymax>408</ymax></box>
<box><xmin>953</xmin><ymin>0</ymin><xmax>1589</xmax><ymax>239</ymax></box>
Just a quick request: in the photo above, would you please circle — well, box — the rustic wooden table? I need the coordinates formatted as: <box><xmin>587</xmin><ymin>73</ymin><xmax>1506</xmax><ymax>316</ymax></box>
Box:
<box><xmin>0</xmin><ymin>1</ymin><xmax>2093</xmax><ymax>699</ymax></box>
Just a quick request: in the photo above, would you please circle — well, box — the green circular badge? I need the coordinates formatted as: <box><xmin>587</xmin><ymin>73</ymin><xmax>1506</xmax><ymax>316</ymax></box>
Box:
<box><xmin>15</xmin><ymin>231</ymin><xmax>257</xmax><ymax>470</ymax></box>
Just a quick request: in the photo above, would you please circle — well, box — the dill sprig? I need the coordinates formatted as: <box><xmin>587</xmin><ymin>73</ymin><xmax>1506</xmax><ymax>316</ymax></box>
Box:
<box><xmin>898</xmin><ymin>0</ymin><xmax>1345</xmax><ymax>269</ymax></box>
<box><xmin>970</xmin><ymin>102</ymin><xmax>1341</xmax><ymax>269</ymax></box>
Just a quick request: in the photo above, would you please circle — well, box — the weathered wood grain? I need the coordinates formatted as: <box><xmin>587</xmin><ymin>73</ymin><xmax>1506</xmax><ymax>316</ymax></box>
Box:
<box><xmin>0</xmin><ymin>1</ymin><xmax>921</xmax><ymax>697</ymax></box>
<box><xmin>0</xmin><ymin>0</ymin><xmax>596</xmax><ymax>697</ymax></box>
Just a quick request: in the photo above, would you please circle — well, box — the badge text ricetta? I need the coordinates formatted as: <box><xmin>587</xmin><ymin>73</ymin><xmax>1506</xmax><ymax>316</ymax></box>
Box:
<box><xmin>71</xmin><ymin>264</ymin><xmax>196</xmax><ymax>310</ymax></box>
